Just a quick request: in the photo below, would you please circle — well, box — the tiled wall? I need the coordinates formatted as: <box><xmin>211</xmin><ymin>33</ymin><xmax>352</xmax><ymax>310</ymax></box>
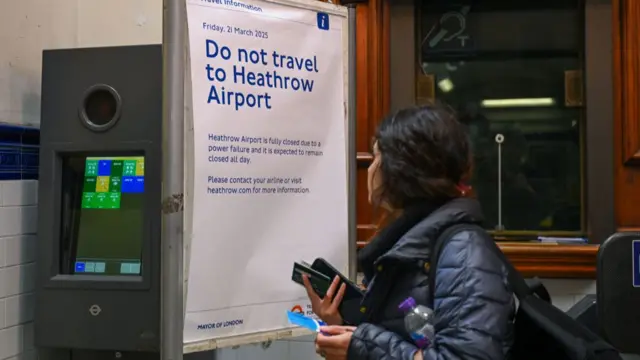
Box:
<box><xmin>0</xmin><ymin>125</ymin><xmax>40</xmax><ymax>360</ymax></box>
<box><xmin>0</xmin><ymin>176</ymin><xmax>39</xmax><ymax>360</ymax></box>
<box><xmin>0</xmin><ymin>180</ymin><xmax>38</xmax><ymax>360</ymax></box>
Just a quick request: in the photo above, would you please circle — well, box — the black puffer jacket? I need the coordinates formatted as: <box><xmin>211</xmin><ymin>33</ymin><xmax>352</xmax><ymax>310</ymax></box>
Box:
<box><xmin>348</xmin><ymin>198</ymin><xmax>515</xmax><ymax>360</ymax></box>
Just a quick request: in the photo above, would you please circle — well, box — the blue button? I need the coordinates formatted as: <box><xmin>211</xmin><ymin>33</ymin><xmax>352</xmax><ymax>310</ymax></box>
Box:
<box><xmin>75</xmin><ymin>262</ymin><xmax>86</xmax><ymax>273</ymax></box>
<box><xmin>121</xmin><ymin>176</ymin><xmax>144</xmax><ymax>193</ymax></box>
<box><xmin>121</xmin><ymin>177</ymin><xmax>136</xmax><ymax>193</ymax></box>
<box><xmin>98</xmin><ymin>160</ymin><xmax>112</xmax><ymax>176</ymax></box>
<box><xmin>317</xmin><ymin>12</ymin><xmax>329</xmax><ymax>31</ymax></box>
<box><xmin>134</xmin><ymin>177</ymin><xmax>145</xmax><ymax>193</ymax></box>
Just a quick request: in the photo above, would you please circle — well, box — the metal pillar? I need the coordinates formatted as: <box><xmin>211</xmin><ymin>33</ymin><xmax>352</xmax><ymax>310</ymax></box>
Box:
<box><xmin>161</xmin><ymin>0</ymin><xmax>186</xmax><ymax>359</ymax></box>
<box><xmin>347</xmin><ymin>4</ymin><xmax>358</xmax><ymax>281</ymax></box>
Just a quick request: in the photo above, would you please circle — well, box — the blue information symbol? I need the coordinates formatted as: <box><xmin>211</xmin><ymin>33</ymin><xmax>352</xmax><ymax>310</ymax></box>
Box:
<box><xmin>634</xmin><ymin>240</ymin><xmax>640</xmax><ymax>287</ymax></box>
<box><xmin>317</xmin><ymin>12</ymin><xmax>329</xmax><ymax>31</ymax></box>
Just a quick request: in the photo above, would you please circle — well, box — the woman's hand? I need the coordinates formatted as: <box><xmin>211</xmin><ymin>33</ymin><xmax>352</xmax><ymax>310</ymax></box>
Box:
<box><xmin>315</xmin><ymin>326</ymin><xmax>355</xmax><ymax>359</ymax></box>
<box><xmin>302</xmin><ymin>275</ymin><xmax>346</xmax><ymax>325</ymax></box>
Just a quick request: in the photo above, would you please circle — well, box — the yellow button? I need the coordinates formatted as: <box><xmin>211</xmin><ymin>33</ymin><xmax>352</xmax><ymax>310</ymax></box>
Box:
<box><xmin>377</xmin><ymin>265</ymin><xmax>383</xmax><ymax>272</ymax></box>
<box><xmin>360</xmin><ymin>306</ymin><xmax>367</xmax><ymax>313</ymax></box>
<box><xmin>424</xmin><ymin>263</ymin><xmax>430</xmax><ymax>271</ymax></box>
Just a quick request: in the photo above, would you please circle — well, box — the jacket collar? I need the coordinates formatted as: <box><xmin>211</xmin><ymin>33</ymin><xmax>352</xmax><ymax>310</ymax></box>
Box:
<box><xmin>358</xmin><ymin>202</ymin><xmax>438</xmax><ymax>279</ymax></box>
<box><xmin>376</xmin><ymin>197</ymin><xmax>484</xmax><ymax>264</ymax></box>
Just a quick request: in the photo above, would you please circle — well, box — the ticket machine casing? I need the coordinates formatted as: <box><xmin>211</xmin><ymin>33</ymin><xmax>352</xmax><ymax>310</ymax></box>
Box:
<box><xmin>35</xmin><ymin>45</ymin><xmax>162</xmax><ymax>352</ymax></box>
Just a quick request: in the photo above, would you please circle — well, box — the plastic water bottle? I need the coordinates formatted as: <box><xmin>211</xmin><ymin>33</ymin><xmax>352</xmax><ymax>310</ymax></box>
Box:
<box><xmin>398</xmin><ymin>297</ymin><xmax>435</xmax><ymax>348</ymax></box>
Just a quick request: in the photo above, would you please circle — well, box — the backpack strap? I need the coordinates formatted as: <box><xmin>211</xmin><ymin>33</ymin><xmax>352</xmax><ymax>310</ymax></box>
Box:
<box><xmin>428</xmin><ymin>223</ymin><xmax>549</xmax><ymax>306</ymax></box>
<box><xmin>526</xmin><ymin>277</ymin><xmax>552</xmax><ymax>303</ymax></box>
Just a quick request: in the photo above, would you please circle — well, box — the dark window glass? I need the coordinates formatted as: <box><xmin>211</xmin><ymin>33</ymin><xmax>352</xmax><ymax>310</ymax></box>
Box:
<box><xmin>417</xmin><ymin>0</ymin><xmax>584</xmax><ymax>234</ymax></box>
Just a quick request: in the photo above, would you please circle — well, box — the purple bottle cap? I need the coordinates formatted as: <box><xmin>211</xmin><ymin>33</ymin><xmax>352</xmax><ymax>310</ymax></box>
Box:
<box><xmin>398</xmin><ymin>297</ymin><xmax>417</xmax><ymax>312</ymax></box>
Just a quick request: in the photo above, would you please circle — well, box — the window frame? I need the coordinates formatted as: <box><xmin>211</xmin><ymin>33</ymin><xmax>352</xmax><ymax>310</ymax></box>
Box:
<box><xmin>413</xmin><ymin>0</ymin><xmax>589</xmax><ymax>237</ymax></box>
<box><xmin>350</xmin><ymin>0</ymin><xmax>618</xmax><ymax>278</ymax></box>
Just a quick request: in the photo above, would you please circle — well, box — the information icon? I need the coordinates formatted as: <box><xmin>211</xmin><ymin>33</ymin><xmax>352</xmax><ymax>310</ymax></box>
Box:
<box><xmin>317</xmin><ymin>12</ymin><xmax>329</xmax><ymax>31</ymax></box>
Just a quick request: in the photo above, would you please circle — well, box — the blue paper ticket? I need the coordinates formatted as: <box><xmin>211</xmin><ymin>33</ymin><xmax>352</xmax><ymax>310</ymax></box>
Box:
<box><xmin>286</xmin><ymin>311</ymin><xmax>326</xmax><ymax>332</ymax></box>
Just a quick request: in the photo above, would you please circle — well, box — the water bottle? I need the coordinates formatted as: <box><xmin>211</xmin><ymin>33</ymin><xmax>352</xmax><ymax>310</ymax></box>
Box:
<box><xmin>398</xmin><ymin>297</ymin><xmax>435</xmax><ymax>348</ymax></box>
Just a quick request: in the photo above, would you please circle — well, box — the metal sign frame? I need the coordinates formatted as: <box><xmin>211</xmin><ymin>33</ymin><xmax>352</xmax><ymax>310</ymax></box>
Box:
<box><xmin>160</xmin><ymin>0</ymin><xmax>357</xmax><ymax>358</ymax></box>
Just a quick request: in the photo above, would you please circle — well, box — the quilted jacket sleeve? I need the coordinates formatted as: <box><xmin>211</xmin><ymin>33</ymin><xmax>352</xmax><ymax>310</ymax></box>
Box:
<box><xmin>347</xmin><ymin>230</ymin><xmax>514</xmax><ymax>360</ymax></box>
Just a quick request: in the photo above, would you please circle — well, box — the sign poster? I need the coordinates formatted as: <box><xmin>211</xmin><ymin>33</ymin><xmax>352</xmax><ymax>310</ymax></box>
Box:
<box><xmin>184</xmin><ymin>0</ymin><xmax>349</xmax><ymax>344</ymax></box>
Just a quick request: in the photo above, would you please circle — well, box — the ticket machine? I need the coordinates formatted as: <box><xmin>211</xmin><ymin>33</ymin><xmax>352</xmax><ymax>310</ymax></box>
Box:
<box><xmin>597</xmin><ymin>232</ymin><xmax>640</xmax><ymax>355</ymax></box>
<box><xmin>35</xmin><ymin>45</ymin><xmax>162</xmax><ymax>358</ymax></box>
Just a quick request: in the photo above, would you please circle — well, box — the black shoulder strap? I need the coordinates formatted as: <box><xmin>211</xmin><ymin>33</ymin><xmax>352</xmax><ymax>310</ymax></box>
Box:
<box><xmin>428</xmin><ymin>223</ymin><xmax>550</xmax><ymax>306</ymax></box>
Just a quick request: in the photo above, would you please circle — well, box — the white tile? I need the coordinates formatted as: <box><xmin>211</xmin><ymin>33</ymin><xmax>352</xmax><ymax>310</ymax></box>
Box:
<box><xmin>289</xmin><ymin>340</ymin><xmax>321</xmax><ymax>360</ymax></box>
<box><xmin>1</xmin><ymin>181</ymin><xmax>37</xmax><ymax>207</ymax></box>
<box><xmin>0</xmin><ymin>237</ymin><xmax>5</xmax><ymax>268</ymax></box>
<box><xmin>540</xmin><ymin>279</ymin><xmax>596</xmax><ymax>296</ymax></box>
<box><xmin>20</xmin><ymin>207</ymin><xmax>38</xmax><ymax>235</ymax></box>
<box><xmin>5</xmin><ymin>293</ymin><xmax>34</xmax><ymax>327</ymax></box>
<box><xmin>236</xmin><ymin>341</ymin><xmax>289</xmax><ymax>360</ymax></box>
<box><xmin>0</xmin><ymin>325</ymin><xmax>23</xmax><ymax>359</ymax></box>
<box><xmin>0</xmin><ymin>298</ymin><xmax>5</xmax><ymax>328</ymax></box>
<box><xmin>215</xmin><ymin>348</ymin><xmax>238</xmax><ymax>360</ymax></box>
<box><xmin>186</xmin><ymin>349</ymin><xmax>235</xmax><ymax>360</ymax></box>
<box><xmin>0</xmin><ymin>207</ymin><xmax>24</xmax><ymax>237</ymax></box>
<box><xmin>2</xmin><ymin>266</ymin><xmax>20</xmax><ymax>299</ymax></box>
<box><xmin>288</xmin><ymin>334</ymin><xmax>316</xmax><ymax>342</ymax></box>
<box><xmin>551</xmin><ymin>295</ymin><xmax>577</xmax><ymax>312</ymax></box>
<box><xmin>22</xmin><ymin>322</ymin><xmax>34</xmax><ymax>351</ymax></box>
<box><xmin>3</xmin><ymin>264</ymin><xmax>36</xmax><ymax>298</ymax></box>
<box><xmin>0</xmin><ymin>268</ymin><xmax>8</xmax><ymax>298</ymax></box>
<box><xmin>4</xmin><ymin>236</ymin><xmax>36</xmax><ymax>267</ymax></box>
<box><xmin>23</xmin><ymin>265</ymin><xmax>36</xmax><ymax>294</ymax></box>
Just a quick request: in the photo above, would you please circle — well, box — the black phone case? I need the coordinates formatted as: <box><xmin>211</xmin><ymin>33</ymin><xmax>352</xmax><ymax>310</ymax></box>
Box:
<box><xmin>311</xmin><ymin>258</ymin><xmax>364</xmax><ymax>325</ymax></box>
<box><xmin>292</xmin><ymin>262</ymin><xmax>331</xmax><ymax>297</ymax></box>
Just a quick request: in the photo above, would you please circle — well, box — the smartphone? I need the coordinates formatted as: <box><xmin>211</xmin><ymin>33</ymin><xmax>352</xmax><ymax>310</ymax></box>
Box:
<box><xmin>311</xmin><ymin>258</ymin><xmax>365</xmax><ymax>325</ymax></box>
<box><xmin>292</xmin><ymin>261</ymin><xmax>331</xmax><ymax>297</ymax></box>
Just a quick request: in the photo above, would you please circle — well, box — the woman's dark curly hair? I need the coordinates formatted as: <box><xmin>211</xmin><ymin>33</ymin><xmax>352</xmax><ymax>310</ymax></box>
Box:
<box><xmin>374</xmin><ymin>103</ymin><xmax>472</xmax><ymax>209</ymax></box>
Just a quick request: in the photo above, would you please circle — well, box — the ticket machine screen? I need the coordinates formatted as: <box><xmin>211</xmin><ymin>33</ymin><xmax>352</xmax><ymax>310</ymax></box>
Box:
<box><xmin>59</xmin><ymin>155</ymin><xmax>145</xmax><ymax>276</ymax></box>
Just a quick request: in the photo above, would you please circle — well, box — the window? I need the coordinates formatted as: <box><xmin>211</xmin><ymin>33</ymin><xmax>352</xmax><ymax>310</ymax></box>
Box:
<box><xmin>416</xmin><ymin>0</ymin><xmax>584</xmax><ymax>235</ymax></box>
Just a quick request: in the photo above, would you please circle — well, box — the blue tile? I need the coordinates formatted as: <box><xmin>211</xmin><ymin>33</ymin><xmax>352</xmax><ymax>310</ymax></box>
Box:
<box><xmin>0</xmin><ymin>124</ymin><xmax>40</xmax><ymax>180</ymax></box>
<box><xmin>121</xmin><ymin>176</ymin><xmax>144</xmax><ymax>193</ymax></box>
<box><xmin>98</xmin><ymin>160</ymin><xmax>112</xmax><ymax>176</ymax></box>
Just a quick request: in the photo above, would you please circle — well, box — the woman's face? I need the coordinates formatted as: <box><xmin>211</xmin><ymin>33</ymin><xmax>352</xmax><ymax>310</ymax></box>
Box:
<box><xmin>367</xmin><ymin>142</ymin><xmax>383</xmax><ymax>205</ymax></box>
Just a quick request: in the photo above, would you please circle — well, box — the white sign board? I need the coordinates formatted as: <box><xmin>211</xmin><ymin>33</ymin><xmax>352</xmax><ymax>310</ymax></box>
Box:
<box><xmin>184</xmin><ymin>0</ymin><xmax>350</xmax><ymax>348</ymax></box>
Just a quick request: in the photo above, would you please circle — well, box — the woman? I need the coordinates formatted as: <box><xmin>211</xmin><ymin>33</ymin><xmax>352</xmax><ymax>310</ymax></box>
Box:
<box><xmin>303</xmin><ymin>104</ymin><xmax>515</xmax><ymax>360</ymax></box>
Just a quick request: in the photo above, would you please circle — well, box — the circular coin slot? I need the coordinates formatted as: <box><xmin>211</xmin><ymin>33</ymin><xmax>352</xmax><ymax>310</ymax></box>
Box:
<box><xmin>79</xmin><ymin>84</ymin><xmax>122</xmax><ymax>132</ymax></box>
